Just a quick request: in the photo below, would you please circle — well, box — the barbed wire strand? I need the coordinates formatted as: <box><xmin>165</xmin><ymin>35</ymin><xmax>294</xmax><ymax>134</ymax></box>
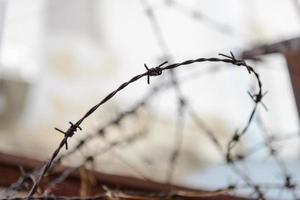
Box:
<box><xmin>24</xmin><ymin>52</ymin><xmax>262</xmax><ymax>199</ymax></box>
<box><xmin>44</xmin><ymin>130</ymin><xmax>149</xmax><ymax>194</ymax></box>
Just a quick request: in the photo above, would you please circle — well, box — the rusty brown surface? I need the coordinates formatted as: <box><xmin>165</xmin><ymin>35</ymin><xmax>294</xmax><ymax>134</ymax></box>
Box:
<box><xmin>285</xmin><ymin>52</ymin><xmax>300</xmax><ymax>117</ymax></box>
<box><xmin>0</xmin><ymin>152</ymin><xmax>247</xmax><ymax>199</ymax></box>
<box><xmin>241</xmin><ymin>36</ymin><xmax>300</xmax><ymax>59</ymax></box>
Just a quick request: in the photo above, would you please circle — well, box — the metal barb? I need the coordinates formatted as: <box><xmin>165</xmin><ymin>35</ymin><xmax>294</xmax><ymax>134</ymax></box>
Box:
<box><xmin>219</xmin><ymin>52</ymin><xmax>250</xmax><ymax>73</ymax></box>
<box><xmin>247</xmin><ymin>91</ymin><xmax>268</xmax><ymax>111</ymax></box>
<box><xmin>144</xmin><ymin>61</ymin><xmax>168</xmax><ymax>84</ymax></box>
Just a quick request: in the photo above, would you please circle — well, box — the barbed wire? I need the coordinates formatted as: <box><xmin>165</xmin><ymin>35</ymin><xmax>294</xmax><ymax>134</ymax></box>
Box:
<box><xmin>139</xmin><ymin>1</ymin><xmax>300</xmax><ymax>199</ymax></box>
<box><xmin>1</xmin><ymin>62</ymin><xmax>229</xmax><ymax>199</ymax></box>
<box><xmin>2</xmin><ymin>1</ymin><xmax>299</xmax><ymax>200</ymax></box>
<box><xmin>19</xmin><ymin>53</ymin><xmax>261</xmax><ymax>199</ymax></box>
<box><xmin>44</xmin><ymin>129</ymin><xmax>149</xmax><ymax>194</ymax></box>
<box><xmin>140</xmin><ymin>1</ymin><xmax>261</xmax><ymax>191</ymax></box>
<box><xmin>2</xmin><ymin>83</ymin><xmax>167</xmax><ymax>198</ymax></box>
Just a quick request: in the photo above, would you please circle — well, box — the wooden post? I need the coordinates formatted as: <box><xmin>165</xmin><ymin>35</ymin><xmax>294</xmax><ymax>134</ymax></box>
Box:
<box><xmin>285</xmin><ymin>52</ymin><xmax>300</xmax><ymax>116</ymax></box>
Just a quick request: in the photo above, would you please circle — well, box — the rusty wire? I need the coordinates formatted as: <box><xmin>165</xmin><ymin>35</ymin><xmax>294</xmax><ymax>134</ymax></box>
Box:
<box><xmin>3</xmin><ymin>1</ymin><xmax>300</xmax><ymax>200</ymax></box>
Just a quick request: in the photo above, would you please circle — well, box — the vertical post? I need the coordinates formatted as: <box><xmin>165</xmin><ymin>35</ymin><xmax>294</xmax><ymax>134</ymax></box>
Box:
<box><xmin>285</xmin><ymin>52</ymin><xmax>300</xmax><ymax>118</ymax></box>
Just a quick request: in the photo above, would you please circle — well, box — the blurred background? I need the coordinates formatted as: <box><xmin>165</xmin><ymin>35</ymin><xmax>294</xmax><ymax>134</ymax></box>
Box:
<box><xmin>0</xmin><ymin>0</ymin><xmax>300</xmax><ymax>199</ymax></box>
